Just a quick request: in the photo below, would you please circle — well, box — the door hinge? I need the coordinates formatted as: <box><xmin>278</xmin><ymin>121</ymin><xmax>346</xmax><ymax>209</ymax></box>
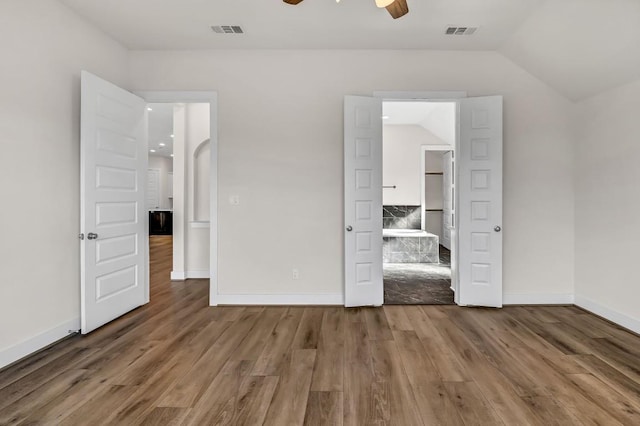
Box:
<box><xmin>79</xmin><ymin>233</ymin><xmax>85</xmax><ymax>240</ymax></box>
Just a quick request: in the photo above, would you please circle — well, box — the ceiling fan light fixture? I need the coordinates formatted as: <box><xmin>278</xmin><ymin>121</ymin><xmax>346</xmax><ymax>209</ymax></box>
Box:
<box><xmin>375</xmin><ymin>0</ymin><xmax>395</xmax><ymax>8</ymax></box>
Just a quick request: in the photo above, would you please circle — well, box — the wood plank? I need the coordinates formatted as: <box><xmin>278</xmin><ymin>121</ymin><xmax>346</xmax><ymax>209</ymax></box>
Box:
<box><xmin>0</xmin><ymin>238</ymin><xmax>639</xmax><ymax>425</ymax></box>
<box><xmin>343</xmin><ymin>320</ymin><xmax>377</xmax><ymax>425</ymax></box>
<box><xmin>310</xmin><ymin>307</ymin><xmax>345</xmax><ymax>392</ymax></box>
<box><xmin>303</xmin><ymin>391</ymin><xmax>343</xmax><ymax>426</ymax></box>
<box><xmin>0</xmin><ymin>369</ymin><xmax>90</xmax><ymax>425</ymax></box>
<box><xmin>158</xmin><ymin>311</ymin><xmax>261</xmax><ymax>407</ymax></box>
<box><xmin>567</xmin><ymin>373</ymin><xmax>640</xmax><ymax>425</ymax></box>
<box><xmin>369</xmin><ymin>340</ymin><xmax>424</xmax><ymax>425</ymax></box>
<box><xmin>59</xmin><ymin>385</ymin><xmax>140</xmax><ymax>426</ymax></box>
<box><xmin>139</xmin><ymin>407</ymin><xmax>190</xmax><ymax>426</ymax></box>
<box><xmin>363</xmin><ymin>307</ymin><xmax>394</xmax><ymax>341</ymax></box>
<box><xmin>292</xmin><ymin>307</ymin><xmax>325</xmax><ymax>350</ymax></box>
<box><xmin>262</xmin><ymin>349</ymin><xmax>316</xmax><ymax>426</ymax></box>
<box><xmin>182</xmin><ymin>359</ymin><xmax>255</xmax><ymax>425</ymax></box>
<box><xmin>252</xmin><ymin>307</ymin><xmax>305</xmax><ymax>376</ymax></box>
<box><xmin>444</xmin><ymin>381</ymin><xmax>505</xmax><ymax>426</ymax></box>
<box><xmin>383</xmin><ymin>305</ymin><xmax>414</xmax><ymax>331</ymax></box>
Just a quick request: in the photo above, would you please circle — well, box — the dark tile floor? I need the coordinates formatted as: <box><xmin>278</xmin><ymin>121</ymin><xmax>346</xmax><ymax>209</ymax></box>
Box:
<box><xmin>384</xmin><ymin>246</ymin><xmax>454</xmax><ymax>305</ymax></box>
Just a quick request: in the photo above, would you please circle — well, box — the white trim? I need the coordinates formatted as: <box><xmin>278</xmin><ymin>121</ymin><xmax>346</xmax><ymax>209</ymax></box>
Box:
<box><xmin>0</xmin><ymin>317</ymin><xmax>80</xmax><ymax>370</ymax></box>
<box><xmin>136</xmin><ymin>91</ymin><xmax>218</xmax><ymax>306</ymax></box>
<box><xmin>190</xmin><ymin>221</ymin><xmax>210</xmax><ymax>228</ymax></box>
<box><xmin>216</xmin><ymin>294</ymin><xmax>345</xmax><ymax>306</ymax></box>
<box><xmin>373</xmin><ymin>91</ymin><xmax>468</xmax><ymax>100</ymax></box>
<box><xmin>503</xmin><ymin>293</ymin><xmax>575</xmax><ymax>305</ymax></box>
<box><xmin>575</xmin><ymin>295</ymin><xmax>640</xmax><ymax>335</ymax></box>
<box><xmin>186</xmin><ymin>270</ymin><xmax>210</xmax><ymax>279</ymax></box>
<box><xmin>420</xmin><ymin>144</ymin><xmax>454</xmax><ymax>231</ymax></box>
<box><xmin>171</xmin><ymin>270</ymin><xmax>210</xmax><ymax>280</ymax></box>
<box><xmin>171</xmin><ymin>270</ymin><xmax>186</xmax><ymax>280</ymax></box>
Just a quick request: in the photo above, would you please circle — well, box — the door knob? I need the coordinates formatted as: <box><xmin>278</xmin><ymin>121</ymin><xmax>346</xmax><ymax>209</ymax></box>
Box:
<box><xmin>346</xmin><ymin>226</ymin><xmax>353</xmax><ymax>232</ymax></box>
<box><xmin>87</xmin><ymin>232</ymin><xmax>99</xmax><ymax>240</ymax></box>
<box><xmin>494</xmin><ymin>226</ymin><xmax>501</xmax><ymax>232</ymax></box>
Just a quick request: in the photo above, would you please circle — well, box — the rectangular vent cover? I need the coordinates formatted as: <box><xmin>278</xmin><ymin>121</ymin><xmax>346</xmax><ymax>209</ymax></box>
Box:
<box><xmin>211</xmin><ymin>25</ymin><xmax>244</xmax><ymax>34</ymax></box>
<box><xmin>445</xmin><ymin>26</ymin><xmax>478</xmax><ymax>35</ymax></box>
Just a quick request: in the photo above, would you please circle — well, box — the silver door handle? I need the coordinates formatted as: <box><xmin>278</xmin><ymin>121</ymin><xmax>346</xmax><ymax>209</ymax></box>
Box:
<box><xmin>87</xmin><ymin>232</ymin><xmax>99</xmax><ymax>240</ymax></box>
<box><xmin>494</xmin><ymin>226</ymin><xmax>501</xmax><ymax>232</ymax></box>
<box><xmin>346</xmin><ymin>226</ymin><xmax>353</xmax><ymax>232</ymax></box>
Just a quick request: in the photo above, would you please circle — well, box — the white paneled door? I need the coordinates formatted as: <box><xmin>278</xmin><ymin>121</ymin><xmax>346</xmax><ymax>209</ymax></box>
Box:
<box><xmin>458</xmin><ymin>96</ymin><xmax>503</xmax><ymax>307</ymax></box>
<box><xmin>344</xmin><ymin>96</ymin><xmax>383</xmax><ymax>307</ymax></box>
<box><xmin>80</xmin><ymin>71</ymin><xmax>148</xmax><ymax>334</ymax></box>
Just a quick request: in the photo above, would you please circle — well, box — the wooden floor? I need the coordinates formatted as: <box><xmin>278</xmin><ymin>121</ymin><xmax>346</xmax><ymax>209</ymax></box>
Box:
<box><xmin>1</xmin><ymin>237</ymin><xmax>640</xmax><ymax>425</ymax></box>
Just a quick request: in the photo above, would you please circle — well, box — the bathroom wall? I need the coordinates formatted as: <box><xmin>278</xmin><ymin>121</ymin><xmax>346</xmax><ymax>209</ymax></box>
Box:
<box><xmin>383</xmin><ymin>206</ymin><xmax>421</xmax><ymax>230</ymax></box>
<box><xmin>383</xmin><ymin>124</ymin><xmax>449</xmax><ymax>205</ymax></box>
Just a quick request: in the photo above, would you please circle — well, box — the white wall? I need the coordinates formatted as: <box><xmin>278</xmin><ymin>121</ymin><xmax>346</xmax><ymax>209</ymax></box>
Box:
<box><xmin>185</xmin><ymin>104</ymin><xmax>211</xmax><ymax>273</ymax></box>
<box><xmin>383</xmin><ymin>125</ymin><xmax>445</xmax><ymax>205</ymax></box>
<box><xmin>129</xmin><ymin>49</ymin><xmax>576</xmax><ymax>299</ymax></box>
<box><xmin>148</xmin><ymin>155</ymin><xmax>173</xmax><ymax>209</ymax></box>
<box><xmin>574</xmin><ymin>77</ymin><xmax>640</xmax><ymax>332</ymax></box>
<box><xmin>0</xmin><ymin>0</ymin><xmax>129</xmax><ymax>366</ymax></box>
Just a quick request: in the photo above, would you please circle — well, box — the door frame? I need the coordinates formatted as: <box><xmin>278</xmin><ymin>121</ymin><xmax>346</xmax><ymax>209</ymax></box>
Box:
<box><xmin>136</xmin><ymin>91</ymin><xmax>219</xmax><ymax>306</ymax></box>
<box><xmin>367</xmin><ymin>91</ymin><xmax>467</xmax><ymax>305</ymax></box>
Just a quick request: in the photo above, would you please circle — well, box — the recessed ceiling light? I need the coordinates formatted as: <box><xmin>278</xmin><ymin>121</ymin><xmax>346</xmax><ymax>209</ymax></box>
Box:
<box><xmin>170</xmin><ymin>154</ymin><xmax>174</xmax><ymax>157</ymax></box>
<box><xmin>147</xmin><ymin>107</ymin><xmax>153</xmax><ymax>111</ymax></box>
<box><xmin>382</xmin><ymin>115</ymin><xmax>390</xmax><ymax>119</ymax></box>
<box><xmin>159</xmin><ymin>143</ymin><xmax>166</xmax><ymax>147</ymax></box>
<box><xmin>150</xmin><ymin>149</ymin><xmax>156</xmax><ymax>153</ymax></box>
<box><xmin>170</xmin><ymin>134</ymin><xmax>174</xmax><ymax>138</ymax></box>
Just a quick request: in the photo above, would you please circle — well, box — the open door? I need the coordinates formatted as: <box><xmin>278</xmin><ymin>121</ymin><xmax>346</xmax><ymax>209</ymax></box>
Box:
<box><xmin>457</xmin><ymin>96</ymin><xmax>503</xmax><ymax>307</ymax></box>
<box><xmin>344</xmin><ymin>96</ymin><xmax>383</xmax><ymax>307</ymax></box>
<box><xmin>80</xmin><ymin>71</ymin><xmax>148</xmax><ymax>334</ymax></box>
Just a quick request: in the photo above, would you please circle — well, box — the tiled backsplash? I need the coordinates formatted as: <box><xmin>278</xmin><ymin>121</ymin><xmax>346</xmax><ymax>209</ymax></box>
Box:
<box><xmin>383</xmin><ymin>205</ymin><xmax>421</xmax><ymax>229</ymax></box>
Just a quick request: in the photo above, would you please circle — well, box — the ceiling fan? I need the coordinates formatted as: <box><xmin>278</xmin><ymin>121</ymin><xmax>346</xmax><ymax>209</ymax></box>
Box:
<box><xmin>283</xmin><ymin>0</ymin><xmax>409</xmax><ymax>20</ymax></box>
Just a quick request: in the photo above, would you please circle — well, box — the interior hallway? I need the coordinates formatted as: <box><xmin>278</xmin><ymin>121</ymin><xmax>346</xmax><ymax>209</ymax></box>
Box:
<box><xmin>0</xmin><ymin>239</ymin><xmax>639</xmax><ymax>424</ymax></box>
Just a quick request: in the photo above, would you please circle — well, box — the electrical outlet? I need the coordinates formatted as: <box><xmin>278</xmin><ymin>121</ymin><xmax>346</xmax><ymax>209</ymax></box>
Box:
<box><xmin>292</xmin><ymin>269</ymin><xmax>299</xmax><ymax>280</ymax></box>
<box><xmin>229</xmin><ymin>195</ymin><xmax>240</xmax><ymax>205</ymax></box>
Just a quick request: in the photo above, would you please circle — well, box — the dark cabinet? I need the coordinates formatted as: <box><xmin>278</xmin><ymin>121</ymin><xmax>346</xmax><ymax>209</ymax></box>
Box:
<box><xmin>149</xmin><ymin>211</ymin><xmax>173</xmax><ymax>235</ymax></box>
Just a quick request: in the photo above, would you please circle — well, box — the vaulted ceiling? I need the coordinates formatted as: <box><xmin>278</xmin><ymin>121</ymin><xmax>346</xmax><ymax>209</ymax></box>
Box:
<box><xmin>58</xmin><ymin>0</ymin><xmax>640</xmax><ymax>101</ymax></box>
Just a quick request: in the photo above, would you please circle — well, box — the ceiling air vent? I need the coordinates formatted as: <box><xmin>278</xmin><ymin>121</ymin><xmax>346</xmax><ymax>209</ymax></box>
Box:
<box><xmin>445</xmin><ymin>26</ymin><xmax>478</xmax><ymax>35</ymax></box>
<box><xmin>211</xmin><ymin>25</ymin><xmax>244</xmax><ymax>34</ymax></box>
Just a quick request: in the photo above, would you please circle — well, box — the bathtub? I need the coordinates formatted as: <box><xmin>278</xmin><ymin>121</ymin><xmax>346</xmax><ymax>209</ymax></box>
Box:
<box><xmin>383</xmin><ymin>228</ymin><xmax>439</xmax><ymax>263</ymax></box>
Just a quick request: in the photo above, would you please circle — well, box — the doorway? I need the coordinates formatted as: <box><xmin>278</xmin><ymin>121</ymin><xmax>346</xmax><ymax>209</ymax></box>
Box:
<box><xmin>344</xmin><ymin>93</ymin><xmax>503</xmax><ymax>308</ymax></box>
<box><xmin>381</xmin><ymin>101</ymin><xmax>456</xmax><ymax>305</ymax></box>
<box><xmin>146</xmin><ymin>102</ymin><xmax>212</xmax><ymax>298</ymax></box>
<box><xmin>79</xmin><ymin>72</ymin><xmax>219</xmax><ymax>334</ymax></box>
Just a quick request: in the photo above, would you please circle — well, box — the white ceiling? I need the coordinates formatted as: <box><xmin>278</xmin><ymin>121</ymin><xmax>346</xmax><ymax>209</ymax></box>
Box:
<box><xmin>58</xmin><ymin>0</ymin><xmax>640</xmax><ymax>101</ymax></box>
<box><xmin>148</xmin><ymin>103</ymin><xmax>174</xmax><ymax>157</ymax></box>
<box><xmin>500</xmin><ymin>0</ymin><xmax>640</xmax><ymax>101</ymax></box>
<box><xmin>58</xmin><ymin>0</ymin><xmax>543</xmax><ymax>50</ymax></box>
<box><xmin>383</xmin><ymin>101</ymin><xmax>456</xmax><ymax>145</ymax></box>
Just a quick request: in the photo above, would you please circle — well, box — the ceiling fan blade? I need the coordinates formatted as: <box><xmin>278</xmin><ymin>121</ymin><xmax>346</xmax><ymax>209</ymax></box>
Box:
<box><xmin>386</xmin><ymin>0</ymin><xmax>409</xmax><ymax>19</ymax></box>
<box><xmin>283</xmin><ymin>0</ymin><xmax>304</xmax><ymax>4</ymax></box>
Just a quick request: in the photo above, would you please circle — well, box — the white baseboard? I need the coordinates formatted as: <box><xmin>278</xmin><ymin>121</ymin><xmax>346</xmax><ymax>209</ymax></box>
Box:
<box><xmin>171</xmin><ymin>270</ymin><xmax>185</xmax><ymax>280</ymax></box>
<box><xmin>171</xmin><ymin>270</ymin><xmax>210</xmax><ymax>280</ymax></box>
<box><xmin>214</xmin><ymin>293</ymin><xmax>345</xmax><ymax>306</ymax></box>
<box><xmin>186</xmin><ymin>270</ymin><xmax>209</xmax><ymax>279</ymax></box>
<box><xmin>0</xmin><ymin>317</ymin><xmax>80</xmax><ymax>370</ymax></box>
<box><xmin>575</xmin><ymin>295</ymin><xmax>640</xmax><ymax>335</ymax></box>
<box><xmin>503</xmin><ymin>293</ymin><xmax>575</xmax><ymax>305</ymax></box>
